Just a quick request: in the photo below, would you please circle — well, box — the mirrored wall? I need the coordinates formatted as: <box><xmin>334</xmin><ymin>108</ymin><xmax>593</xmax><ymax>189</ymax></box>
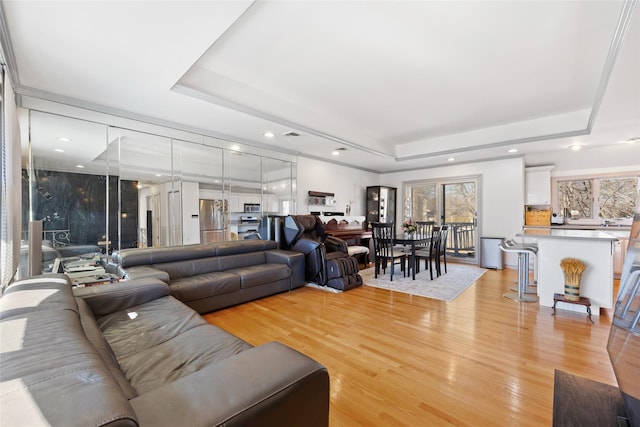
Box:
<box><xmin>20</xmin><ymin>109</ymin><xmax>296</xmax><ymax>278</ymax></box>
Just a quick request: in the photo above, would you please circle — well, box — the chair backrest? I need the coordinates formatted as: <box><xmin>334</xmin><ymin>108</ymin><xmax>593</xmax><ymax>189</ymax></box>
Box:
<box><xmin>416</xmin><ymin>221</ymin><xmax>435</xmax><ymax>247</ymax></box>
<box><xmin>371</xmin><ymin>222</ymin><xmax>396</xmax><ymax>258</ymax></box>
<box><xmin>429</xmin><ymin>226</ymin><xmax>442</xmax><ymax>255</ymax></box>
<box><xmin>283</xmin><ymin>215</ymin><xmax>326</xmax><ymax>247</ymax></box>
<box><xmin>416</xmin><ymin>221</ymin><xmax>435</xmax><ymax>239</ymax></box>
<box><xmin>439</xmin><ymin>225</ymin><xmax>449</xmax><ymax>253</ymax></box>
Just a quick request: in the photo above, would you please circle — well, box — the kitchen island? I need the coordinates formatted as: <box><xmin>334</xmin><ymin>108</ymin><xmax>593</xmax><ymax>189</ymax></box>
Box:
<box><xmin>516</xmin><ymin>229</ymin><xmax>619</xmax><ymax>316</ymax></box>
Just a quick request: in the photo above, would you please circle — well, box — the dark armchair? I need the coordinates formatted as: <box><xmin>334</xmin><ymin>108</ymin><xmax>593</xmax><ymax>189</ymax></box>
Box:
<box><xmin>283</xmin><ymin>215</ymin><xmax>362</xmax><ymax>291</ymax></box>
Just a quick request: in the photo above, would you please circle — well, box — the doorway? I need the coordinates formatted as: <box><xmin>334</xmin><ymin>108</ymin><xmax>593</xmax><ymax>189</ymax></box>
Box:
<box><xmin>404</xmin><ymin>177</ymin><xmax>479</xmax><ymax>263</ymax></box>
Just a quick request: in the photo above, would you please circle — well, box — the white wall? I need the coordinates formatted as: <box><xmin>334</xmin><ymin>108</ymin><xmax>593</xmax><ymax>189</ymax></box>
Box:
<box><xmin>381</xmin><ymin>157</ymin><xmax>526</xmax><ymax>241</ymax></box>
<box><xmin>296</xmin><ymin>157</ymin><xmax>379</xmax><ymax>215</ymax></box>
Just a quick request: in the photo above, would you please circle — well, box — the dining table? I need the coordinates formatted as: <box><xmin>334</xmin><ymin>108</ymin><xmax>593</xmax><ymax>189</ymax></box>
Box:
<box><xmin>382</xmin><ymin>234</ymin><xmax>431</xmax><ymax>280</ymax></box>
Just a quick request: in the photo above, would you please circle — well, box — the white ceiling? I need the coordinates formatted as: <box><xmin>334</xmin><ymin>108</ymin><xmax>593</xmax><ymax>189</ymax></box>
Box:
<box><xmin>2</xmin><ymin>0</ymin><xmax>639</xmax><ymax>173</ymax></box>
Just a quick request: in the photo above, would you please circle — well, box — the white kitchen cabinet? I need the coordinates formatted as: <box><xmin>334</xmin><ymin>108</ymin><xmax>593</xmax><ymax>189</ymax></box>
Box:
<box><xmin>525</xmin><ymin>166</ymin><xmax>554</xmax><ymax>205</ymax></box>
<box><xmin>229</xmin><ymin>195</ymin><xmax>241</xmax><ymax>213</ymax></box>
<box><xmin>229</xmin><ymin>193</ymin><xmax>262</xmax><ymax>212</ymax></box>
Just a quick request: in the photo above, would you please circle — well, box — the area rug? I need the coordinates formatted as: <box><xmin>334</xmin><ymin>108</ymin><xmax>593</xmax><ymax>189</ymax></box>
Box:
<box><xmin>359</xmin><ymin>263</ymin><xmax>487</xmax><ymax>302</ymax></box>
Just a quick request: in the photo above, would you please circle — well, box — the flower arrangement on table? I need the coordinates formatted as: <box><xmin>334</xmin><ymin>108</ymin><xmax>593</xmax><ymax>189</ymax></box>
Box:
<box><xmin>402</xmin><ymin>219</ymin><xmax>417</xmax><ymax>234</ymax></box>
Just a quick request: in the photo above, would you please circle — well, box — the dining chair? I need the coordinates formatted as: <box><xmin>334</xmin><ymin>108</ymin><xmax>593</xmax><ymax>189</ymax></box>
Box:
<box><xmin>371</xmin><ymin>222</ymin><xmax>405</xmax><ymax>281</ymax></box>
<box><xmin>415</xmin><ymin>221</ymin><xmax>435</xmax><ymax>241</ymax></box>
<box><xmin>414</xmin><ymin>226</ymin><xmax>441</xmax><ymax>280</ymax></box>
<box><xmin>404</xmin><ymin>221</ymin><xmax>434</xmax><ymax>276</ymax></box>
<box><xmin>437</xmin><ymin>225</ymin><xmax>450</xmax><ymax>275</ymax></box>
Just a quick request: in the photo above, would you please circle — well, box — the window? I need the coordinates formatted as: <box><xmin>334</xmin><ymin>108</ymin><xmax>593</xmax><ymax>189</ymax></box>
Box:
<box><xmin>557</xmin><ymin>176</ymin><xmax>638</xmax><ymax>220</ymax></box>
<box><xmin>410</xmin><ymin>184</ymin><xmax>437</xmax><ymax>222</ymax></box>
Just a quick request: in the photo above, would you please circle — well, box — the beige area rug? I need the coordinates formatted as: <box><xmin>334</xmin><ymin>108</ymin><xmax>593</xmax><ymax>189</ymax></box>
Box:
<box><xmin>359</xmin><ymin>263</ymin><xmax>488</xmax><ymax>302</ymax></box>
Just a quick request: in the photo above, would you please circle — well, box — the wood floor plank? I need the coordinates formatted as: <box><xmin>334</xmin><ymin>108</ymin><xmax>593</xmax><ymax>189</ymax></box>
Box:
<box><xmin>203</xmin><ymin>265</ymin><xmax>616</xmax><ymax>426</ymax></box>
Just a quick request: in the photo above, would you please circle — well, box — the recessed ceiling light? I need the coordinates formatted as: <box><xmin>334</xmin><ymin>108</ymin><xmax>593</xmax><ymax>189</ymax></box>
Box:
<box><xmin>155</xmin><ymin>173</ymin><xmax>162</xmax><ymax>177</ymax></box>
<box><xmin>230</xmin><ymin>144</ymin><xmax>240</xmax><ymax>151</ymax></box>
<box><xmin>75</xmin><ymin>164</ymin><xmax>85</xmax><ymax>168</ymax></box>
<box><xmin>57</xmin><ymin>137</ymin><xmax>72</xmax><ymax>142</ymax></box>
<box><xmin>447</xmin><ymin>157</ymin><xmax>456</xmax><ymax>162</ymax></box>
<box><xmin>54</xmin><ymin>148</ymin><xmax>64</xmax><ymax>153</ymax></box>
<box><xmin>508</xmin><ymin>148</ymin><xmax>518</xmax><ymax>153</ymax></box>
<box><xmin>569</xmin><ymin>144</ymin><xmax>582</xmax><ymax>151</ymax></box>
<box><xmin>263</xmin><ymin>131</ymin><xmax>275</xmax><ymax>138</ymax></box>
<box><xmin>332</xmin><ymin>147</ymin><xmax>346</xmax><ymax>156</ymax></box>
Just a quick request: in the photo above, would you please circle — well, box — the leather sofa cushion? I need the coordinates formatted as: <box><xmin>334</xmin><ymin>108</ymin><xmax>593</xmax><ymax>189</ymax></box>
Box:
<box><xmin>153</xmin><ymin>251</ymin><xmax>270</xmax><ymax>280</ymax></box>
<box><xmin>169</xmin><ymin>272</ymin><xmax>241</xmax><ymax>302</ymax></box>
<box><xmin>119</xmin><ymin>324</ymin><xmax>253</xmax><ymax>395</ymax></box>
<box><xmin>1</xmin><ymin>301</ymin><xmax>137</xmax><ymax>426</ymax></box>
<box><xmin>233</xmin><ymin>264</ymin><xmax>292</xmax><ymax>289</ymax></box>
<box><xmin>98</xmin><ymin>296</ymin><xmax>206</xmax><ymax>358</ymax></box>
<box><xmin>0</xmin><ymin>274</ymin><xmax>77</xmax><ymax>320</ymax></box>
<box><xmin>114</xmin><ymin>244</ymin><xmax>217</xmax><ymax>268</ymax></box>
<box><xmin>96</xmin><ymin>295</ymin><xmax>252</xmax><ymax>395</ymax></box>
<box><xmin>153</xmin><ymin>256</ymin><xmax>222</xmax><ymax>279</ymax></box>
<box><xmin>114</xmin><ymin>240</ymin><xmax>279</xmax><ymax>268</ymax></box>
<box><xmin>214</xmin><ymin>239</ymin><xmax>277</xmax><ymax>256</ymax></box>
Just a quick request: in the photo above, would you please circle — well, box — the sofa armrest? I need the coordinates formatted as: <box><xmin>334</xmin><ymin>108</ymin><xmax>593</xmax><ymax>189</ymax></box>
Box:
<box><xmin>73</xmin><ymin>278</ymin><xmax>170</xmax><ymax>317</ymax></box>
<box><xmin>265</xmin><ymin>250</ymin><xmax>305</xmax><ymax>288</ymax></box>
<box><xmin>130</xmin><ymin>341</ymin><xmax>329</xmax><ymax>427</ymax></box>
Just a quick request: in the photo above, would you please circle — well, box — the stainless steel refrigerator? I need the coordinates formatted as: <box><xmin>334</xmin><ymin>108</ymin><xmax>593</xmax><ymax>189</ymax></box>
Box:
<box><xmin>199</xmin><ymin>199</ymin><xmax>227</xmax><ymax>243</ymax></box>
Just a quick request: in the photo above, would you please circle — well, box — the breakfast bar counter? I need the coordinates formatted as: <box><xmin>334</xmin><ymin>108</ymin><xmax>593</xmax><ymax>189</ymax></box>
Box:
<box><xmin>516</xmin><ymin>229</ymin><xmax>618</xmax><ymax>315</ymax></box>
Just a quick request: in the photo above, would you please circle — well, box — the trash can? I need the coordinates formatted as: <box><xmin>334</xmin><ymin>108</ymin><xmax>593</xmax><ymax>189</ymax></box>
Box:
<box><xmin>481</xmin><ymin>237</ymin><xmax>504</xmax><ymax>269</ymax></box>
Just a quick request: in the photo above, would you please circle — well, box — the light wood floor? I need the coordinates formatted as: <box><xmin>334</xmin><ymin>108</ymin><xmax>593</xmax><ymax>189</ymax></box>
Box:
<box><xmin>203</xmin><ymin>264</ymin><xmax>617</xmax><ymax>426</ymax></box>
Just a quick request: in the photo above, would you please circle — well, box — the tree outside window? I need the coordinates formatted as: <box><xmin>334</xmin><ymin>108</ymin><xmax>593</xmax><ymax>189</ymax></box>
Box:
<box><xmin>558</xmin><ymin>176</ymin><xmax>638</xmax><ymax>219</ymax></box>
<box><xmin>411</xmin><ymin>185</ymin><xmax>437</xmax><ymax>221</ymax></box>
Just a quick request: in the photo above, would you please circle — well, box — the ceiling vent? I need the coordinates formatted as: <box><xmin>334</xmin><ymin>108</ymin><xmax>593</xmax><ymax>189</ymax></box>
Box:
<box><xmin>282</xmin><ymin>131</ymin><xmax>301</xmax><ymax>137</ymax></box>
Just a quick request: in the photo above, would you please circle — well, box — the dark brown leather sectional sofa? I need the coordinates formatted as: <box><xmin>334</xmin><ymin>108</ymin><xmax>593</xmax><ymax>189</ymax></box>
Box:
<box><xmin>112</xmin><ymin>240</ymin><xmax>305</xmax><ymax>313</ymax></box>
<box><xmin>0</xmin><ymin>274</ymin><xmax>330</xmax><ymax>426</ymax></box>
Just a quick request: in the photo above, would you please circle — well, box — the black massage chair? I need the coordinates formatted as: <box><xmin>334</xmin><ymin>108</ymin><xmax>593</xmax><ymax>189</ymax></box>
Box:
<box><xmin>283</xmin><ymin>215</ymin><xmax>362</xmax><ymax>291</ymax></box>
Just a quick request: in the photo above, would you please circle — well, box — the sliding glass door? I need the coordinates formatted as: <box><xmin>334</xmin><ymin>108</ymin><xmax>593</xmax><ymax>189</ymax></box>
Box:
<box><xmin>443</xmin><ymin>181</ymin><xmax>477</xmax><ymax>260</ymax></box>
<box><xmin>405</xmin><ymin>177</ymin><xmax>479</xmax><ymax>263</ymax></box>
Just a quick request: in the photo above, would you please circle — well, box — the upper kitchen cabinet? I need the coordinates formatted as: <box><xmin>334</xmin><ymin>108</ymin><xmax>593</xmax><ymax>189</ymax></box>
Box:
<box><xmin>525</xmin><ymin>166</ymin><xmax>554</xmax><ymax>205</ymax></box>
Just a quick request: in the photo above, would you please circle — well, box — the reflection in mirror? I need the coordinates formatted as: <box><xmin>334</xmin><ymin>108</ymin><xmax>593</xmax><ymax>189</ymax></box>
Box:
<box><xmin>225</xmin><ymin>149</ymin><xmax>262</xmax><ymax>240</ymax></box>
<box><xmin>18</xmin><ymin>109</ymin><xmax>298</xmax><ymax>280</ymax></box>
<box><xmin>173</xmin><ymin>139</ymin><xmax>224</xmax><ymax>244</ymax></box>
<box><xmin>19</xmin><ymin>110</ymin><xmax>108</xmax><ymax>279</ymax></box>
<box><xmin>108</xmin><ymin>127</ymin><xmax>173</xmax><ymax>249</ymax></box>
<box><xmin>263</xmin><ymin>157</ymin><xmax>295</xmax><ymax>215</ymax></box>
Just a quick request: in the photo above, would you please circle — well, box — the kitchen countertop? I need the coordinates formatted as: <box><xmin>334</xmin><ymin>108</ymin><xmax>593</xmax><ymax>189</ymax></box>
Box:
<box><xmin>525</xmin><ymin>224</ymin><xmax>631</xmax><ymax>231</ymax></box>
<box><xmin>517</xmin><ymin>228</ymin><xmax>619</xmax><ymax>241</ymax></box>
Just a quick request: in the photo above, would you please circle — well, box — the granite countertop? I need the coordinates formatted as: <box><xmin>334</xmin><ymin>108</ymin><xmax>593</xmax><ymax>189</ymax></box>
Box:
<box><xmin>517</xmin><ymin>228</ymin><xmax>619</xmax><ymax>241</ymax></box>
